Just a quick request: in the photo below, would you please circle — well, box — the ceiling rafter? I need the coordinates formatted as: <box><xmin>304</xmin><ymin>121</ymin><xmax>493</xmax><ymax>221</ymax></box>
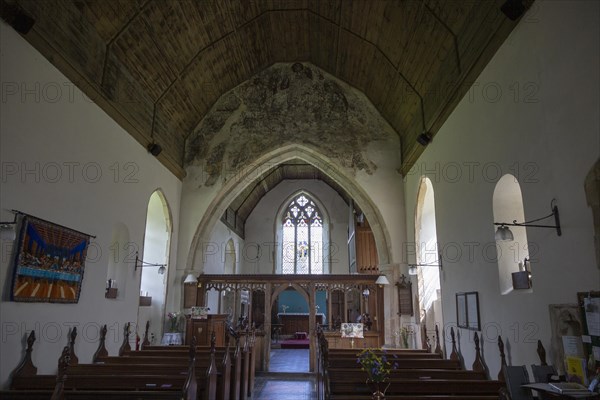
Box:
<box><xmin>6</xmin><ymin>0</ymin><xmax>532</xmax><ymax>179</ymax></box>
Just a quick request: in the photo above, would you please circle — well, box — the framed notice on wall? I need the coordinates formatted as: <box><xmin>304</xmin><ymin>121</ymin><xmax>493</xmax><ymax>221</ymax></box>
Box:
<box><xmin>396</xmin><ymin>274</ymin><xmax>413</xmax><ymax>316</ymax></box>
<box><xmin>456</xmin><ymin>292</ymin><xmax>480</xmax><ymax>331</ymax></box>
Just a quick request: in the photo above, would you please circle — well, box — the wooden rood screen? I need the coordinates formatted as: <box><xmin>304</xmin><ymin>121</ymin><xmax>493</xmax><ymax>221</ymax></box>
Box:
<box><xmin>194</xmin><ymin>274</ymin><xmax>385</xmax><ymax>372</ymax></box>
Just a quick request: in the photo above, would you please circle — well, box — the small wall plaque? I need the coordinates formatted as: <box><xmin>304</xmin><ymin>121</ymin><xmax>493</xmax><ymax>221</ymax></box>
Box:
<box><xmin>396</xmin><ymin>275</ymin><xmax>413</xmax><ymax>316</ymax></box>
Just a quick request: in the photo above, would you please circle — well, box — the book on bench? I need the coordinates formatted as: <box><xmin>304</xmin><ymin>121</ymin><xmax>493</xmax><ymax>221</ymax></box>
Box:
<box><xmin>548</xmin><ymin>382</ymin><xmax>592</xmax><ymax>394</ymax></box>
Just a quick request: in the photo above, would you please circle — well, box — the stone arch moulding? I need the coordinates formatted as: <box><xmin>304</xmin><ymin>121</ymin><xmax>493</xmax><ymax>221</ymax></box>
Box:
<box><xmin>142</xmin><ymin>188</ymin><xmax>174</xmax><ymax>237</ymax></box>
<box><xmin>186</xmin><ymin>144</ymin><xmax>393</xmax><ymax>272</ymax></box>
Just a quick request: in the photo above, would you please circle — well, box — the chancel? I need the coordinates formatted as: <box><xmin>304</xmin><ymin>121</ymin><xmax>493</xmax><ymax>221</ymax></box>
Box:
<box><xmin>1</xmin><ymin>1</ymin><xmax>599</xmax><ymax>400</ymax></box>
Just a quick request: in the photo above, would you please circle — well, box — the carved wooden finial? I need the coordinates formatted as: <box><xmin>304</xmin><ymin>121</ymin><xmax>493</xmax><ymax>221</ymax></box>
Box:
<box><xmin>141</xmin><ymin>321</ymin><xmax>150</xmax><ymax>349</ymax></box>
<box><xmin>472</xmin><ymin>332</ymin><xmax>485</xmax><ymax>373</ymax></box>
<box><xmin>434</xmin><ymin>325</ymin><xmax>443</xmax><ymax>356</ymax></box>
<box><xmin>27</xmin><ymin>330</ymin><xmax>36</xmax><ymax>350</ymax></box>
<box><xmin>449</xmin><ymin>327</ymin><xmax>459</xmax><ymax>361</ymax></box>
<box><xmin>93</xmin><ymin>324</ymin><xmax>108</xmax><ymax>362</ymax></box>
<box><xmin>537</xmin><ymin>340</ymin><xmax>547</xmax><ymax>366</ymax></box>
<box><xmin>206</xmin><ymin>332</ymin><xmax>218</xmax><ymax>399</ymax></box>
<box><xmin>182</xmin><ymin>336</ymin><xmax>197</xmax><ymax>400</ymax></box>
<box><xmin>119</xmin><ymin>322</ymin><xmax>131</xmax><ymax>356</ymax></box>
<box><xmin>68</xmin><ymin>327</ymin><xmax>79</xmax><ymax>365</ymax></box>
<box><xmin>498</xmin><ymin>336</ymin><xmax>507</xmax><ymax>381</ymax></box>
<box><xmin>190</xmin><ymin>335</ymin><xmax>197</xmax><ymax>360</ymax></box>
<box><xmin>50</xmin><ymin>346</ymin><xmax>70</xmax><ymax>400</ymax></box>
<box><xmin>57</xmin><ymin>346</ymin><xmax>70</xmax><ymax>380</ymax></box>
<box><xmin>12</xmin><ymin>330</ymin><xmax>38</xmax><ymax>381</ymax></box>
<box><xmin>221</xmin><ymin>328</ymin><xmax>232</xmax><ymax>400</ymax></box>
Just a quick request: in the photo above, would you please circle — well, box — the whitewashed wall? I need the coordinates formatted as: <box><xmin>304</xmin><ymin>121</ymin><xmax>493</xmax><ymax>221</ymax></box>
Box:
<box><xmin>242</xmin><ymin>179</ymin><xmax>350</xmax><ymax>274</ymax></box>
<box><xmin>0</xmin><ymin>23</ymin><xmax>182</xmax><ymax>388</ymax></box>
<box><xmin>203</xmin><ymin>220</ymin><xmax>244</xmax><ymax>312</ymax></box>
<box><xmin>403</xmin><ymin>0</ymin><xmax>599</xmax><ymax>379</ymax></box>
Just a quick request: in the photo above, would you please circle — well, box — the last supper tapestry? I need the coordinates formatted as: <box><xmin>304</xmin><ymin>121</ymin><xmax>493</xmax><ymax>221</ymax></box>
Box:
<box><xmin>10</xmin><ymin>215</ymin><xmax>91</xmax><ymax>303</ymax></box>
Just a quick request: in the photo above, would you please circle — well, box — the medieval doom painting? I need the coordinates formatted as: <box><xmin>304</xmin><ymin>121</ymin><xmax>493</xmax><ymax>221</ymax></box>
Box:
<box><xmin>10</xmin><ymin>216</ymin><xmax>91</xmax><ymax>303</ymax></box>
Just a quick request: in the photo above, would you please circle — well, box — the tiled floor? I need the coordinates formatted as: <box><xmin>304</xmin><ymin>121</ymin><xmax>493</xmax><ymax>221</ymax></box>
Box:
<box><xmin>252</xmin><ymin>375</ymin><xmax>316</xmax><ymax>400</ymax></box>
<box><xmin>269</xmin><ymin>348</ymin><xmax>309</xmax><ymax>373</ymax></box>
<box><xmin>252</xmin><ymin>349</ymin><xmax>316</xmax><ymax>399</ymax></box>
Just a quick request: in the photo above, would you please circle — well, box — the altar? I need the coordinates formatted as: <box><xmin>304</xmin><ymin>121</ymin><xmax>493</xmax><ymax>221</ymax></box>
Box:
<box><xmin>277</xmin><ymin>313</ymin><xmax>324</xmax><ymax>335</ymax></box>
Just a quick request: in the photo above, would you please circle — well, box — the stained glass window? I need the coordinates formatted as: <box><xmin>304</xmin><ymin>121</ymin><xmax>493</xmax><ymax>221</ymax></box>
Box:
<box><xmin>281</xmin><ymin>194</ymin><xmax>324</xmax><ymax>274</ymax></box>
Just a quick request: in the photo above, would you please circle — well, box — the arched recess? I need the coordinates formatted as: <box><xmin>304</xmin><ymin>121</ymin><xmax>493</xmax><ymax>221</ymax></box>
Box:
<box><xmin>186</xmin><ymin>144</ymin><xmax>392</xmax><ymax>272</ymax></box>
<box><xmin>220</xmin><ymin>239</ymin><xmax>236</xmax><ymax>314</ymax></box>
<box><xmin>138</xmin><ymin>189</ymin><xmax>173</xmax><ymax>343</ymax></box>
<box><xmin>274</xmin><ymin>190</ymin><xmax>331</xmax><ymax>274</ymax></box>
<box><xmin>414</xmin><ymin>177</ymin><xmax>443</xmax><ymax>350</ymax></box>
<box><xmin>224</xmin><ymin>239</ymin><xmax>236</xmax><ymax>274</ymax></box>
<box><xmin>493</xmin><ymin>174</ymin><xmax>531</xmax><ymax>295</ymax></box>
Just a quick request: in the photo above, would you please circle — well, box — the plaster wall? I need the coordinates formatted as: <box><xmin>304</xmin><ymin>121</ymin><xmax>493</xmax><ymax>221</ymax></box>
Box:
<box><xmin>0</xmin><ymin>24</ymin><xmax>182</xmax><ymax>387</ymax></box>
<box><xmin>403</xmin><ymin>0</ymin><xmax>599</xmax><ymax>379</ymax></box>
<box><xmin>243</xmin><ymin>179</ymin><xmax>349</xmax><ymax>274</ymax></box>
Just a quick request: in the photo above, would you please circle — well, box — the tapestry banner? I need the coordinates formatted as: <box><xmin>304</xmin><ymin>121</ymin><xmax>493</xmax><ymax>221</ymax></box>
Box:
<box><xmin>11</xmin><ymin>215</ymin><xmax>90</xmax><ymax>303</ymax></box>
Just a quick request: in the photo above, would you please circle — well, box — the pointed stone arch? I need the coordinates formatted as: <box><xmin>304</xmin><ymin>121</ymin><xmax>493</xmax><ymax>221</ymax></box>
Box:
<box><xmin>186</xmin><ymin>144</ymin><xmax>392</xmax><ymax>272</ymax></box>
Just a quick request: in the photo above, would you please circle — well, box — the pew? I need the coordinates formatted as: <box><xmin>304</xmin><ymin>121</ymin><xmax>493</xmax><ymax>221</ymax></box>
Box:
<box><xmin>3</xmin><ymin>328</ymin><xmax>202</xmax><ymax>400</ymax></box>
<box><xmin>317</xmin><ymin>326</ymin><xmax>506</xmax><ymax>400</ymax></box>
<box><xmin>2</xmin><ymin>344</ymin><xmax>195</xmax><ymax>399</ymax></box>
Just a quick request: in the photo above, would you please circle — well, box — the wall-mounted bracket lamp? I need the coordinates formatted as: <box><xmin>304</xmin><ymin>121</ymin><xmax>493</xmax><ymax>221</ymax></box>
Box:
<box><xmin>408</xmin><ymin>254</ymin><xmax>442</xmax><ymax>276</ymax></box>
<box><xmin>375</xmin><ymin>275</ymin><xmax>390</xmax><ymax>286</ymax></box>
<box><xmin>134</xmin><ymin>252</ymin><xmax>167</xmax><ymax>275</ymax></box>
<box><xmin>494</xmin><ymin>199</ymin><xmax>561</xmax><ymax>241</ymax></box>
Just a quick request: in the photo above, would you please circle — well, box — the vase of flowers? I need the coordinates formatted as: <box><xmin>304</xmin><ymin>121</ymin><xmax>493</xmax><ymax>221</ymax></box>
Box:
<box><xmin>357</xmin><ymin>348</ymin><xmax>398</xmax><ymax>399</ymax></box>
<box><xmin>400</xmin><ymin>327</ymin><xmax>409</xmax><ymax>349</ymax></box>
<box><xmin>167</xmin><ymin>311</ymin><xmax>182</xmax><ymax>333</ymax></box>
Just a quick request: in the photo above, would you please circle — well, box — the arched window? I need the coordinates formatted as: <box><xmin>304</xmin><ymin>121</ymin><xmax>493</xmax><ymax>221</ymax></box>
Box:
<box><xmin>138</xmin><ymin>190</ymin><xmax>172</xmax><ymax>337</ymax></box>
<box><xmin>281</xmin><ymin>193</ymin><xmax>324</xmax><ymax>274</ymax></box>
<box><xmin>415</xmin><ymin>177</ymin><xmax>443</xmax><ymax>351</ymax></box>
<box><xmin>493</xmin><ymin>174</ymin><xmax>531</xmax><ymax>294</ymax></box>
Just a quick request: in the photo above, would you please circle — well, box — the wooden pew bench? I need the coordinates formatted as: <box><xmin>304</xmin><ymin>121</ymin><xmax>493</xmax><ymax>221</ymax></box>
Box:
<box><xmin>327</xmin><ymin>357</ymin><xmax>462</xmax><ymax>370</ymax></box>
<box><xmin>0</xmin><ymin>389</ymin><xmax>185</xmax><ymax>400</ymax></box>
<box><xmin>327</xmin><ymin>367</ymin><xmax>488</xmax><ymax>381</ymax></box>
<box><xmin>328</xmin><ymin>379</ymin><xmax>505</xmax><ymax>399</ymax></box>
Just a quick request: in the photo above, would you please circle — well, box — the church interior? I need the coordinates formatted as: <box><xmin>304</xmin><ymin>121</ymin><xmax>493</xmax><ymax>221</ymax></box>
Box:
<box><xmin>0</xmin><ymin>0</ymin><xmax>599</xmax><ymax>399</ymax></box>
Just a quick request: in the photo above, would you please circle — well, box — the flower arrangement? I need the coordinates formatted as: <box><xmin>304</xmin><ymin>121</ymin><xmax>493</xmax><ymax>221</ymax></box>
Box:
<box><xmin>167</xmin><ymin>311</ymin><xmax>183</xmax><ymax>332</ymax></box>
<box><xmin>357</xmin><ymin>348</ymin><xmax>398</xmax><ymax>383</ymax></box>
<box><xmin>281</xmin><ymin>304</ymin><xmax>289</xmax><ymax>314</ymax></box>
<box><xmin>400</xmin><ymin>326</ymin><xmax>409</xmax><ymax>348</ymax></box>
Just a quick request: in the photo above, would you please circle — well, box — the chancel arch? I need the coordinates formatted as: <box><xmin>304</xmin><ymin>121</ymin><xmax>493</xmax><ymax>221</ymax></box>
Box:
<box><xmin>186</xmin><ymin>144</ymin><xmax>392</xmax><ymax>273</ymax></box>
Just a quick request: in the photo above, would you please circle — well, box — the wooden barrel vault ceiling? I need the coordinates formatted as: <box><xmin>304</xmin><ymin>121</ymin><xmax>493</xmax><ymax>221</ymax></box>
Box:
<box><xmin>2</xmin><ymin>0</ymin><xmax>532</xmax><ymax>179</ymax></box>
